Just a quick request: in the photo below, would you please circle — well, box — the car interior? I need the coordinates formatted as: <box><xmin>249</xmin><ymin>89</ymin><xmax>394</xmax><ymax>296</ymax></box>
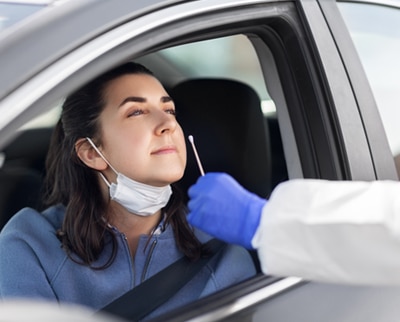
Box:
<box><xmin>0</xmin><ymin>35</ymin><xmax>289</xmax><ymax>275</ymax></box>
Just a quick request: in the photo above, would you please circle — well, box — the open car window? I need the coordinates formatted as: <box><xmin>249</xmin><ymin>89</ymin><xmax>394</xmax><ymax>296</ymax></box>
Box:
<box><xmin>24</xmin><ymin>34</ymin><xmax>276</xmax><ymax>130</ymax></box>
<box><xmin>153</xmin><ymin>35</ymin><xmax>275</xmax><ymax>113</ymax></box>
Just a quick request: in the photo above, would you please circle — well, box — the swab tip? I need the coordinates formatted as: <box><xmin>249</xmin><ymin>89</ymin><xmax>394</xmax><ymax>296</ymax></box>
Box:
<box><xmin>188</xmin><ymin>135</ymin><xmax>194</xmax><ymax>143</ymax></box>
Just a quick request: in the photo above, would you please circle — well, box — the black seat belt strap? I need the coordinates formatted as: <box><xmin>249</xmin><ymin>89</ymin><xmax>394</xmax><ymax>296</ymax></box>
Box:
<box><xmin>100</xmin><ymin>238</ymin><xmax>226</xmax><ymax>321</ymax></box>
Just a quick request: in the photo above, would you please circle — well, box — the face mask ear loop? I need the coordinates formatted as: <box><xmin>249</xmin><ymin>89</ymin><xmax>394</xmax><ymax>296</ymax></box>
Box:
<box><xmin>99</xmin><ymin>173</ymin><xmax>112</xmax><ymax>188</ymax></box>
<box><xmin>85</xmin><ymin>137</ymin><xmax>118</xmax><ymax>186</ymax></box>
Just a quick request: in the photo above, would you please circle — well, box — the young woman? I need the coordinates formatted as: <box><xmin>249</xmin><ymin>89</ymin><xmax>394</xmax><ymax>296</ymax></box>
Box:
<box><xmin>0</xmin><ymin>62</ymin><xmax>256</xmax><ymax>319</ymax></box>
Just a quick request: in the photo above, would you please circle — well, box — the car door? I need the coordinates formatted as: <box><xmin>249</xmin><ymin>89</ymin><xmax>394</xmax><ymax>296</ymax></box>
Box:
<box><xmin>1</xmin><ymin>0</ymin><xmax>400</xmax><ymax>321</ymax></box>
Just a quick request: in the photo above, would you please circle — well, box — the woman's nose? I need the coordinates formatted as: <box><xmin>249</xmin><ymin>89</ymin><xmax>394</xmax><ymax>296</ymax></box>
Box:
<box><xmin>155</xmin><ymin>112</ymin><xmax>177</xmax><ymax>135</ymax></box>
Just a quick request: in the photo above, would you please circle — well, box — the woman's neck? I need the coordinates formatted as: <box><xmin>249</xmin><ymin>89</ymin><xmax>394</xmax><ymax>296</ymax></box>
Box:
<box><xmin>107</xmin><ymin>202</ymin><xmax>162</xmax><ymax>257</ymax></box>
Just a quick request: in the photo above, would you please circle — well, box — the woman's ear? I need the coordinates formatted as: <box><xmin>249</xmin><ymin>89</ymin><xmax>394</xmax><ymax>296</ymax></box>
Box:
<box><xmin>75</xmin><ymin>138</ymin><xmax>108</xmax><ymax>170</ymax></box>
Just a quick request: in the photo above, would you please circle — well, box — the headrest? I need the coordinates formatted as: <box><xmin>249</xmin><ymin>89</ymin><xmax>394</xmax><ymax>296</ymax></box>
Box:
<box><xmin>170</xmin><ymin>78</ymin><xmax>271</xmax><ymax>199</ymax></box>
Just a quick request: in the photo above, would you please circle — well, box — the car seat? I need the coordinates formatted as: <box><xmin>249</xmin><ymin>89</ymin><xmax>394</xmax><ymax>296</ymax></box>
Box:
<box><xmin>0</xmin><ymin>166</ymin><xmax>43</xmax><ymax>229</ymax></box>
<box><xmin>170</xmin><ymin>78</ymin><xmax>272</xmax><ymax>201</ymax></box>
<box><xmin>0</xmin><ymin>128</ymin><xmax>51</xmax><ymax>230</ymax></box>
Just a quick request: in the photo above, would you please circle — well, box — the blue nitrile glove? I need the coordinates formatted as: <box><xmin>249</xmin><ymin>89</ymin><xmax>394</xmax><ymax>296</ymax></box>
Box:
<box><xmin>187</xmin><ymin>172</ymin><xmax>267</xmax><ymax>249</ymax></box>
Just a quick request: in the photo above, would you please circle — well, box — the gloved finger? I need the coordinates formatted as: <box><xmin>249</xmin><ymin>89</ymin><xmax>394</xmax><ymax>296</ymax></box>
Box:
<box><xmin>188</xmin><ymin>209</ymin><xmax>220</xmax><ymax>237</ymax></box>
<box><xmin>187</xmin><ymin>195</ymin><xmax>202</xmax><ymax>213</ymax></box>
<box><xmin>187</xmin><ymin>209</ymin><xmax>203</xmax><ymax>227</ymax></box>
<box><xmin>187</xmin><ymin>206</ymin><xmax>214</xmax><ymax>232</ymax></box>
<box><xmin>188</xmin><ymin>173</ymin><xmax>220</xmax><ymax>197</ymax></box>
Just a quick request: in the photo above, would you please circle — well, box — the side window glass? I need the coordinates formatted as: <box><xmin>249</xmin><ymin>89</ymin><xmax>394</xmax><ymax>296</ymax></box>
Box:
<box><xmin>338</xmin><ymin>2</ymin><xmax>400</xmax><ymax>173</ymax></box>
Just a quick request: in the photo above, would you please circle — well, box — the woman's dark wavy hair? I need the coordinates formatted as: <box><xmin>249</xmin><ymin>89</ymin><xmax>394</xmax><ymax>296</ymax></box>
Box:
<box><xmin>42</xmin><ymin>62</ymin><xmax>202</xmax><ymax>268</ymax></box>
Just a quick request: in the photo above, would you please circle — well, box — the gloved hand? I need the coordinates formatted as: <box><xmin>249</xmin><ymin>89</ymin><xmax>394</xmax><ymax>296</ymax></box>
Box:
<box><xmin>187</xmin><ymin>172</ymin><xmax>266</xmax><ymax>249</ymax></box>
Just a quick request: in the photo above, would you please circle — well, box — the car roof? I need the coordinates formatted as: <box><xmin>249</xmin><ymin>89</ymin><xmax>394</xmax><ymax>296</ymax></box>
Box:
<box><xmin>0</xmin><ymin>0</ymin><xmax>184</xmax><ymax>95</ymax></box>
<box><xmin>0</xmin><ymin>0</ymin><xmax>54</xmax><ymax>3</ymax></box>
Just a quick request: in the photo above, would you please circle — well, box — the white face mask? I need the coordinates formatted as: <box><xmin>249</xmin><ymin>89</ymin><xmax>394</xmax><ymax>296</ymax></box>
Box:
<box><xmin>86</xmin><ymin>138</ymin><xmax>172</xmax><ymax>216</ymax></box>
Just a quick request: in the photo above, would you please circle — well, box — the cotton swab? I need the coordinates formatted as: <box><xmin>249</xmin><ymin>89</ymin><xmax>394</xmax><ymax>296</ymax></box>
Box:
<box><xmin>188</xmin><ymin>135</ymin><xmax>205</xmax><ymax>176</ymax></box>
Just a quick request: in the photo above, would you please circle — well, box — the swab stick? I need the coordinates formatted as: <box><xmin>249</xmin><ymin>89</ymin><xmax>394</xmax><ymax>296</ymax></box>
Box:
<box><xmin>188</xmin><ymin>135</ymin><xmax>205</xmax><ymax>176</ymax></box>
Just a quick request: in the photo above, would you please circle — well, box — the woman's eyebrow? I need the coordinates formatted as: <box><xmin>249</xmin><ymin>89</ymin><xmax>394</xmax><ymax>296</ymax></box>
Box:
<box><xmin>119</xmin><ymin>96</ymin><xmax>173</xmax><ymax>107</ymax></box>
<box><xmin>119</xmin><ymin>96</ymin><xmax>146</xmax><ymax>107</ymax></box>
<box><xmin>161</xmin><ymin>96</ymin><xmax>173</xmax><ymax>103</ymax></box>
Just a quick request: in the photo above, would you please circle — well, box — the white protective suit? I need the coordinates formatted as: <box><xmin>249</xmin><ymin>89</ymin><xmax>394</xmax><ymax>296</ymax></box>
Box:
<box><xmin>252</xmin><ymin>179</ymin><xmax>400</xmax><ymax>285</ymax></box>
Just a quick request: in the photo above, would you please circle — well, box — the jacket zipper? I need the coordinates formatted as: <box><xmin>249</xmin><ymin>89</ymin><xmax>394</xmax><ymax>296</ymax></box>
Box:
<box><xmin>119</xmin><ymin>230</ymin><xmax>158</xmax><ymax>286</ymax></box>
<box><xmin>118</xmin><ymin>232</ymin><xmax>136</xmax><ymax>287</ymax></box>
<box><xmin>141</xmin><ymin>239</ymin><xmax>158</xmax><ymax>283</ymax></box>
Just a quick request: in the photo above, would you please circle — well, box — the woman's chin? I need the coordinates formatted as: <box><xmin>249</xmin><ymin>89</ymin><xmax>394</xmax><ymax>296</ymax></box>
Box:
<box><xmin>149</xmin><ymin>171</ymin><xmax>185</xmax><ymax>187</ymax></box>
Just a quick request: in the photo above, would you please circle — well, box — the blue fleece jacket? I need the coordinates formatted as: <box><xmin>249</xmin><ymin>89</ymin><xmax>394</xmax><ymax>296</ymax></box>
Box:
<box><xmin>0</xmin><ymin>205</ymin><xmax>256</xmax><ymax>319</ymax></box>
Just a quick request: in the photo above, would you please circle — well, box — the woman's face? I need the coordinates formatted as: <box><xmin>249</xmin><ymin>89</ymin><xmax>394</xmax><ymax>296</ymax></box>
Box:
<box><xmin>98</xmin><ymin>73</ymin><xmax>187</xmax><ymax>187</ymax></box>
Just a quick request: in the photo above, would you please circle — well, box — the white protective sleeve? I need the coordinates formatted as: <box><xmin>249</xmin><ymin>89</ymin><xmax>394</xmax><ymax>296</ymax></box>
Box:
<box><xmin>251</xmin><ymin>179</ymin><xmax>400</xmax><ymax>285</ymax></box>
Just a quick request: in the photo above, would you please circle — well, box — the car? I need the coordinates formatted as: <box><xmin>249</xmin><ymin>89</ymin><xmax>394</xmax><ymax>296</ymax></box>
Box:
<box><xmin>1</xmin><ymin>0</ymin><xmax>400</xmax><ymax>321</ymax></box>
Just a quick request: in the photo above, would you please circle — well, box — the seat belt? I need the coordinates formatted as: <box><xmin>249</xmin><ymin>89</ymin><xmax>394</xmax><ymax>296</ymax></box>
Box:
<box><xmin>99</xmin><ymin>238</ymin><xmax>226</xmax><ymax>321</ymax></box>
